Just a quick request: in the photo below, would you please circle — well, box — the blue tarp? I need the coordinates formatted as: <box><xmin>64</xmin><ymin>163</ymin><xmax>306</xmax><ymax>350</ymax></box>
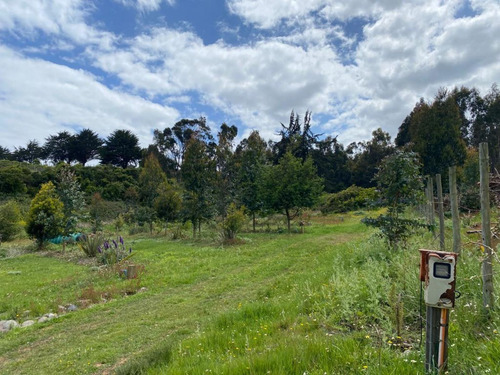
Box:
<box><xmin>48</xmin><ymin>233</ymin><xmax>82</xmax><ymax>244</ymax></box>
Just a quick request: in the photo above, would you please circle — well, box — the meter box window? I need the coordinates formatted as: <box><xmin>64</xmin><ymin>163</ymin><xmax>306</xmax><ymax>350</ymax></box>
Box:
<box><xmin>419</xmin><ymin>249</ymin><xmax>458</xmax><ymax>309</ymax></box>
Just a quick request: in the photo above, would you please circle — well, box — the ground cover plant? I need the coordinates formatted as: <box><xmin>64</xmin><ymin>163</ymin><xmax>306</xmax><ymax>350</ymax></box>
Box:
<box><xmin>0</xmin><ymin>213</ymin><xmax>498</xmax><ymax>375</ymax></box>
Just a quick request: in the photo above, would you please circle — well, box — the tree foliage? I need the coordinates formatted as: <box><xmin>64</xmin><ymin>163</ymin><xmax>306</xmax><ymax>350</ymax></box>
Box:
<box><xmin>56</xmin><ymin>165</ymin><xmax>85</xmax><ymax>234</ymax></box>
<box><xmin>72</xmin><ymin>128</ymin><xmax>102</xmax><ymax>166</ymax></box>
<box><xmin>100</xmin><ymin>129</ymin><xmax>141</xmax><ymax>168</ymax></box>
<box><xmin>26</xmin><ymin>181</ymin><xmax>65</xmax><ymax>248</ymax></box>
<box><xmin>181</xmin><ymin>137</ymin><xmax>216</xmax><ymax>237</ymax></box>
<box><xmin>260</xmin><ymin>152</ymin><xmax>323</xmax><ymax>232</ymax></box>
<box><xmin>235</xmin><ymin>130</ymin><xmax>268</xmax><ymax>231</ymax></box>
<box><xmin>0</xmin><ymin>200</ymin><xmax>23</xmax><ymax>241</ymax></box>
<box><xmin>362</xmin><ymin>151</ymin><xmax>428</xmax><ymax>249</ymax></box>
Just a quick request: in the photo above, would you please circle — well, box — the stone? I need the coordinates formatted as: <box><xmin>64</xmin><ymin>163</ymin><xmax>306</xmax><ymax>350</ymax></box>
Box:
<box><xmin>137</xmin><ymin>287</ymin><xmax>148</xmax><ymax>293</ymax></box>
<box><xmin>46</xmin><ymin>313</ymin><xmax>57</xmax><ymax>319</ymax></box>
<box><xmin>38</xmin><ymin>316</ymin><xmax>49</xmax><ymax>323</ymax></box>
<box><xmin>67</xmin><ymin>304</ymin><xmax>78</xmax><ymax>312</ymax></box>
<box><xmin>58</xmin><ymin>305</ymin><xmax>67</xmax><ymax>313</ymax></box>
<box><xmin>1</xmin><ymin>320</ymin><xmax>19</xmax><ymax>332</ymax></box>
<box><xmin>21</xmin><ymin>320</ymin><xmax>35</xmax><ymax>328</ymax></box>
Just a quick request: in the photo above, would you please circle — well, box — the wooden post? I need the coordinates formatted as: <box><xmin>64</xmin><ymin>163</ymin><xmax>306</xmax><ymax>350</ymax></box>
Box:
<box><xmin>436</xmin><ymin>174</ymin><xmax>445</xmax><ymax>251</ymax></box>
<box><xmin>449</xmin><ymin>166</ymin><xmax>461</xmax><ymax>254</ymax></box>
<box><xmin>425</xmin><ymin>306</ymin><xmax>449</xmax><ymax>372</ymax></box>
<box><xmin>127</xmin><ymin>265</ymin><xmax>138</xmax><ymax>279</ymax></box>
<box><xmin>479</xmin><ymin>142</ymin><xmax>494</xmax><ymax>311</ymax></box>
<box><xmin>427</xmin><ymin>177</ymin><xmax>435</xmax><ymax>230</ymax></box>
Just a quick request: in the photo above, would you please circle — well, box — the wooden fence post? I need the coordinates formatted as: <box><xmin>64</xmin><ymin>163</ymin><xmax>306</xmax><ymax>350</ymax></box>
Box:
<box><xmin>436</xmin><ymin>174</ymin><xmax>445</xmax><ymax>251</ymax></box>
<box><xmin>479</xmin><ymin>142</ymin><xmax>494</xmax><ymax>311</ymax></box>
<box><xmin>427</xmin><ymin>176</ymin><xmax>435</xmax><ymax>228</ymax></box>
<box><xmin>449</xmin><ymin>166</ymin><xmax>461</xmax><ymax>254</ymax></box>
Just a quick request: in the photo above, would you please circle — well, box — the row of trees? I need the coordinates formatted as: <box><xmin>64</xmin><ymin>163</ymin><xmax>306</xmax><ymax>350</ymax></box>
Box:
<box><xmin>1</xmin><ymin>84</ymin><xmax>499</xmax><ymax>245</ymax></box>
<box><xmin>0</xmin><ymin>129</ymin><xmax>141</xmax><ymax>168</ymax></box>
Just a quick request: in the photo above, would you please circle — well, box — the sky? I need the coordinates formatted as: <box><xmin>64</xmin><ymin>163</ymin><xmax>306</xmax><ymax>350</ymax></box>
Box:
<box><xmin>1</xmin><ymin>0</ymin><xmax>499</xmax><ymax>152</ymax></box>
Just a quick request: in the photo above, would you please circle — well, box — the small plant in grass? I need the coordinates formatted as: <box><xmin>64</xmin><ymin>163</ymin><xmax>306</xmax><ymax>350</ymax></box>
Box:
<box><xmin>98</xmin><ymin>235</ymin><xmax>133</xmax><ymax>265</ymax></box>
<box><xmin>77</xmin><ymin>232</ymin><xmax>105</xmax><ymax>257</ymax></box>
<box><xmin>222</xmin><ymin>203</ymin><xmax>246</xmax><ymax>241</ymax></box>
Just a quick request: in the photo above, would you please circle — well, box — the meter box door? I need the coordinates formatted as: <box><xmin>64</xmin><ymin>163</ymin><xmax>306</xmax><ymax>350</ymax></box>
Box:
<box><xmin>419</xmin><ymin>249</ymin><xmax>458</xmax><ymax>309</ymax></box>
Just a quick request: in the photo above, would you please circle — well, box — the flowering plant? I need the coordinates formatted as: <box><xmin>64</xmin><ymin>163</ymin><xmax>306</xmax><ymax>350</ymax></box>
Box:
<box><xmin>97</xmin><ymin>235</ymin><xmax>133</xmax><ymax>265</ymax></box>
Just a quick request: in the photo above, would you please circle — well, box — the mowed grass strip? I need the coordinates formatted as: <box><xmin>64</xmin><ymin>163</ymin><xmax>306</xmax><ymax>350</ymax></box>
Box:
<box><xmin>0</xmin><ymin>216</ymin><xmax>364</xmax><ymax>374</ymax></box>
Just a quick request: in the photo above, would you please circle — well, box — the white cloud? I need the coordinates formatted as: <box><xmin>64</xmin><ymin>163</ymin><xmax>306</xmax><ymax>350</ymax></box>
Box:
<box><xmin>114</xmin><ymin>0</ymin><xmax>175</xmax><ymax>12</ymax></box>
<box><xmin>0</xmin><ymin>0</ymin><xmax>115</xmax><ymax>49</ymax></box>
<box><xmin>227</xmin><ymin>0</ymin><xmax>404</xmax><ymax>28</ymax></box>
<box><xmin>0</xmin><ymin>46</ymin><xmax>179</xmax><ymax>149</ymax></box>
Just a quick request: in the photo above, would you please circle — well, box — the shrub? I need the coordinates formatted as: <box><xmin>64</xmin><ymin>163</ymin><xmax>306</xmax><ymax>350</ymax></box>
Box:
<box><xmin>222</xmin><ymin>204</ymin><xmax>246</xmax><ymax>240</ymax></box>
<box><xmin>0</xmin><ymin>200</ymin><xmax>23</xmax><ymax>241</ymax></box>
<box><xmin>320</xmin><ymin>185</ymin><xmax>378</xmax><ymax>214</ymax></box>
<box><xmin>98</xmin><ymin>235</ymin><xmax>133</xmax><ymax>265</ymax></box>
<box><xmin>78</xmin><ymin>232</ymin><xmax>105</xmax><ymax>257</ymax></box>
<box><xmin>25</xmin><ymin>182</ymin><xmax>65</xmax><ymax>249</ymax></box>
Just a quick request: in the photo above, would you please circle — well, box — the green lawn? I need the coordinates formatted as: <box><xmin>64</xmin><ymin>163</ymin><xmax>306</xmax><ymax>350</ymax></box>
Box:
<box><xmin>1</xmin><ymin>214</ymin><xmax>499</xmax><ymax>374</ymax></box>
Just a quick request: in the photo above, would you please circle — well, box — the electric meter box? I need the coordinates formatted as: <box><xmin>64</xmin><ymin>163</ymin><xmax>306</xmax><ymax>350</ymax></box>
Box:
<box><xmin>419</xmin><ymin>249</ymin><xmax>458</xmax><ymax>309</ymax></box>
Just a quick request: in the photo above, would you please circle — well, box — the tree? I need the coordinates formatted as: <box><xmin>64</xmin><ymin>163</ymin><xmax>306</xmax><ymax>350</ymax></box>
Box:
<box><xmin>272</xmin><ymin>110</ymin><xmax>319</xmax><ymax>163</ymax></box>
<box><xmin>181</xmin><ymin>137</ymin><xmax>216</xmax><ymax>237</ymax></box>
<box><xmin>260</xmin><ymin>152</ymin><xmax>323</xmax><ymax>232</ymax></box>
<box><xmin>100</xmin><ymin>129</ymin><xmax>142</xmax><ymax>168</ymax></box>
<box><xmin>26</xmin><ymin>181</ymin><xmax>65</xmax><ymax>249</ymax></box>
<box><xmin>72</xmin><ymin>128</ymin><xmax>102</xmax><ymax>166</ymax></box>
<box><xmin>0</xmin><ymin>200</ymin><xmax>23</xmax><ymax>241</ymax></box>
<box><xmin>139</xmin><ymin>153</ymin><xmax>168</xmax><ymax>206</ymax></box>
<box><xmin>362</xmin><ymin>151</ymin><xmax>428</xmax><ymax>249</ymax></box>
<box><xmin>138</xmin><ymin>153</ymin><xmax>168</xmax><ymax>233</ymax></box>
<box><xmin>214</xmin><ymin>123</ymin><xmax>238</xmax><ymax>218</ymax></box>
<box><xmin>396</xmin><ymin>90</ymin><xmax>467</xmax><ymax>176</ymax></box>
<box><xmin>235</xmin><ymin>130</ymin><xmax>268</xmax><ymax>231</ymax></box>
<box><xmin>0</xmin><ymin>146</ymin><xmax>11</xmax><ymax>160</ymax></box>
<box><xmin>44</xmin><ymin>131</ymin><xmax>75</xmax><ymax>164</ymax></box>
<box><xmin>12</xmin><ymin>140</ymin><xmax>45</xmax><ymax>163</ymax></box>
<box><xmin>56</xmin><ymin>165</ymin><xmax>85</xmax><ymax>235</ymax></box>
<box><xmin>349</xmin><ymin>128</ymin><xmax>394</xmax><ymax>187</ymax></box>
<box><xmin>0</xmin><ymin>162</ymin><xmax>30</xmax><ymax>195</ymax></box>
<box><xmin>311</xmin><ymin>136</ymin><xmax>351</xmax><ymax>193</ymax></box>
<box><xmin>154</xmin><ymin>180</ymin><xmax>182</xmax><ymax>234</ymax></box>
<box><xmin>153</xmin><ymin>117</ymin><xmax>214</xmax><ymax>175</ymax></box>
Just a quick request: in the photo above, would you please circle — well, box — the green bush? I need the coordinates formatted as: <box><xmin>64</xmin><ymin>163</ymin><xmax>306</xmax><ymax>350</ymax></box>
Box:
<box><xmin>222</xmin><ymin>204</ymin><xmax>246</xmax><ymax>240</ymax></box>
<box><xmin>320</xmin><ymin>185</ymin><xmax>378</xmax><ymax>213</ymax></box>
<box><xmin>0</xmin><ymin>200</ymin><xmax>23</xmax><ymax>241</ymax></box>
<box><xmin>25</xmin><ymin>182</ymin><xmax>65</xmax><ymax>248</ymax></box>
<box><xmin>78</xmin><ymin>232</ymin><xmax>105</xmax><ymax>257</ymax></box>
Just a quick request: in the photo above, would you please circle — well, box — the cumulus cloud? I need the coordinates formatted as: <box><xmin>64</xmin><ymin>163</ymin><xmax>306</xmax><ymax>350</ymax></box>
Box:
<box><xmin>0</xmin><ymin>0</ymin><xmax>115</xmax><ymax>49</ymax></box>
<box><xmin>0</xmin><ymin>46</ymin><xmax>178</xmax><ymax>149</ymax></box>
<box><xmin>114</xmin><ymin>0</ymin><xmax>176</xmax><ymax>12</ymax></box>
<box><xmin>1</xmin><ymin>0</ymin><xmax>499</xmax><ymax>150</ymax></box>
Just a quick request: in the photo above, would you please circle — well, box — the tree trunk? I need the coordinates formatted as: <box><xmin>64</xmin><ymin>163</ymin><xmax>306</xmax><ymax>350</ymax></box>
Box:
<box><xmin>285</xmin><ymin>208</ymin><xmax>291</xmax><ymax>233</ymax></box>
<box><xmin>192</xmin><ymin>219</ymin><xmax>196</xmax><ymax>239</ymax></box>
<box><xmin>252</xmin><ymin>212</ymin><xmax>256</xmax><ymax>232</ymax></box>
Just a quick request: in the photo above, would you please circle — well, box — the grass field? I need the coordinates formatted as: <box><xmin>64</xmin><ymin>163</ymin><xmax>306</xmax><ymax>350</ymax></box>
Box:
<box><xmin>1</xmin><ymin>213</ymin><xmax>499</xmax><ymax>374</ymax></box>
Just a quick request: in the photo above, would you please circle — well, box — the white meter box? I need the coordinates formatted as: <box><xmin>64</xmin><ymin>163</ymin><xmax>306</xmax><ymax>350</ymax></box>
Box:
<box><xmin>419</xmin><ymin>249</ymin><xmax>458</xmax><ymax>309</ymax></box>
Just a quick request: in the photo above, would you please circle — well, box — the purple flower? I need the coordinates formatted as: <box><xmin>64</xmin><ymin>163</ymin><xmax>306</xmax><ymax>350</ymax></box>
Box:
<box><xmin>119</xmin><ymin>236</ymin><xmax>124</xmax><ymax>245</ymax></box>
<box><xmin>112</xmin><ymin>240</ymin><xmax>118</xmax><ymax>248</ymax></box>
<box><xmin>129</xmin><ymin>247</ymin><xmax>132</xmax><ymax>253</ymax></box>
<box><xmin>104</xmin><ymin>241</ymin><xmax>109</xmax><ymax>250</ymax></box>
<box><xmin>98</xmin><ymin>246</ymin><xmax>102</xmax><ymax>253</ymax></box>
